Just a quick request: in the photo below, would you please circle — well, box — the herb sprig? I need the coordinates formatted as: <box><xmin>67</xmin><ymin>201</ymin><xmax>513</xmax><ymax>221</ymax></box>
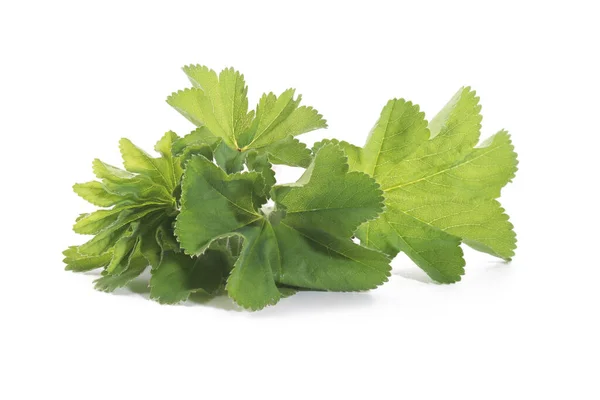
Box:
<box><xmin>64</xmin><ymin>66</ymin><xmax>517</xmax><ymax>310</ymax></box>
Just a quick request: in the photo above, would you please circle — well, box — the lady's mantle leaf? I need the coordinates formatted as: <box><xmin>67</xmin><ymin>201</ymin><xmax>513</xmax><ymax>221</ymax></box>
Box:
<box><xmin>149</xmin><ymin>249</ymin><xmax>234</xmax><ymax>304</ymax></box>
<box><xmin>64</xmin><ymin>131</ymin><xmax>225</xmax><ymax>296</ymax></box>
<box><xmin>315</xmin><ymin>88</ymin><xmax>518</xmax><ymax>283</ymax></box>
<box><xmin>167</xmin><ymin>65</ymin><xmax>326</xmax><ymax>168</ymax></box>
<box><xmin>176</xmin><ymin>144</ymin><xmax>391</xmax><ymax>310</ymax></box>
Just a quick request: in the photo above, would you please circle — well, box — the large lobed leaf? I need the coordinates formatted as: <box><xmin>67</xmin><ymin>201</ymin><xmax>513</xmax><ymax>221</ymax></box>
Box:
<box><xmin>315</xmin><ymin>87</ymin><xmax>518</xmax><ymax>283</ymax></box>
<box><xmin>176</xmin><ymin>144</ymin><xmax>391</xmax><ymax>310</ymax></box>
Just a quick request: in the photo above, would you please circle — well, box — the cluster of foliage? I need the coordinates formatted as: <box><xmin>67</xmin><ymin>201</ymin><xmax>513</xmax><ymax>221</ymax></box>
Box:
<box><xmin>64</xmin><ymin>65</ymin><xmax>517</xmax><ymax>310</ymax></box>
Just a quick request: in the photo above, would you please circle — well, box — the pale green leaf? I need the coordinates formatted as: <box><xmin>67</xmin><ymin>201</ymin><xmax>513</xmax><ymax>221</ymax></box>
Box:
<box><xmin>168</xmin><ymin>66</ymin><xmax>326</xmax><ymax>168</ymax></box>
<box><xmin>167</xmin><ymin>66</ymin><xmax>254</xmax><ymax>149</ymax></box>
<box><xmin>73</xmin><ymin>209</ymin><xmax>121</xmax><ymax>235</ymax></box>
<box><xmin>106</xmin><ymin>228</ymin><xmax>140</xmax><ymax>275</ymax></box>
<box><xmin>345</xmin><ymin>88</ymin><xmax>517</xmax><ymax>282</ymax></box>
<box><xmin>119</xmin><ymin>136</ymin><xmax>176</xmax><ymax>192</ymax></box>
<box><xmin>172</xmin><ymin>127</ymin><xmax>220</xmax><ymax>156</ymax></box>
<box><xmin>239</xmin><ymin>90</ymin><xmax>326</xmax><ymax>150</ymax></box>
<box><xmin>263</xmin><ymin>135</ymin><xmax>312</xmax><ymax>168</ymax></box>
<box><xmin>63</xmin><ymin>247</ymin><xmax>113</xmax><ymax>272</ymax></box>
<box><xmin>92</xmin><ymin>159</ymin><xmax>172</xmax><ymax>203</ymax></box>
<box><xmin>73</xmin><ymin>181</ymin><xmax>124</xmax><ymax>207</ymax></box>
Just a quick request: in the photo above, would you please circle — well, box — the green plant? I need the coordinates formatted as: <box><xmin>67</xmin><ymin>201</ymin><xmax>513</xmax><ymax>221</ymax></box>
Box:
<box><xmin>64</xmin><ymin>66</ymin><xmax>517</xmax><ymax>310</ymax></box>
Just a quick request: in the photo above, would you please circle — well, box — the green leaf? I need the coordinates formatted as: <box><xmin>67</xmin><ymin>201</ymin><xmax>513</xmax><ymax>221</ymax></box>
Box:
<box><xmin>92</xmin><ymin>159</ymin><xmax>172</xmax><ymax>203</ymax></box>
<box><xmin>77</xmin><ymin>224</ymin><xmax>129</xmax><ymax>256</ymax></box>
<box><xmin>225</xmin><ymin>222</ymin><xmax>282</xmax><ymax>310</ymax></box>
<box><xmin>73</xmin><ymin>209</ymin><xmax>121</xmax><ymax>235</ymax></box>
<box><xmin>150</xmin><ymin>249</ymin><xmax>233</xmax><ymax>304</ymax></box>
<box><xmin>238</xmin><ymin>90</ymin><xmax>327</xmax><ymax>150</ymax></box>
<box><xmin>73</xmin><ymin>181</ymin><xmax>124</xmax><ymax>207</ymax></box>
<box><xmin>176</xmin><ymin>143</ymin><xmax>390</xmax><ymax>310</ymax></box>
<box><xmin>246</xmin><ymin>150</ymin><xmax>276</xmax><ymax>195</ymax></box>
<box><xmin>119</xmin><ymin>138</ymin><xmax>174</xmax><ymax>191</ymax></box>
<box><xmin>273</xmin><ymin>144</ymin><xmax>384</xmax><ymax>238</ymax></box>
<box><xmin>335</xmin><ymin>87</ymin><xmax>517</xmax><ymax>283</ymax></box>
<box><xmin>172</xmin><ymin>127</ymin><xmax>221</xmax><ymax>156</ymax></box>
<box><xmin>214</xmin><ymin>140</ymin><xmax>247</xmax><ymax>174</ymax></box>
<box><xmin>66</xmin><ymin>135</ymin><xmax>201</xmax><ymax>299</ymax></box>
<box><xmin>270</xmin><ymin>144</ymin><xmax>390</xmax><ymax>291</ymax></box>
<box><xmin>168</xmin><ymin>66</ymin><xmax>326</xmax><ymax>168</ymax></box>
<box><xmin>154</xmin><ymin>131</ymin><xmax>183</xmax><ymax>188</ymax></box>
<box><xmin>156</xmin><ymin>218</ymin><xmax>180</xmax><ymax>252</ymax></box>
<box><xmin>263</xmin><ymin>135</ymin><xmax>312</xmax><ymax>168</ymax></box>
<box><xmin>278</xmin><ymin>287</ymin><xmax>298</xmax><ymax>298</ymax></box>
<box><xmin>140</xmin><ymin>228</ymin><xmax>162</xmax><ymax>268</ymax></box>
<box><xmin>106</xmin><ymin>228</ymin><xmax>140</xmax><ymax>274</ymax></box>
<box><xmin>94</xmin><ymin>254</ymin><xmax>148</xmax><ymax>292</ymax></box>
<box><xmin>63</xmin><ymin>247</ymin><xmax>113</xmax><ymax>272</ymax></box>
<box><xmin>167</xmin><ymin>67</ymin><xmax>254</xmax><ymax>149</ymax></box>
<box><xmin>175</xmin><ymin>155</ymin><xmax>265</xmax><ymax>256</ymax></box>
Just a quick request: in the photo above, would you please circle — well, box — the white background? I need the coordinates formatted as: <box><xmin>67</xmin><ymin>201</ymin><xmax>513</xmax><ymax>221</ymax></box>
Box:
<box><xmin>1</xmin><ymin>1</ymin><xmax>598</xmax><ymax>399</ymax></box>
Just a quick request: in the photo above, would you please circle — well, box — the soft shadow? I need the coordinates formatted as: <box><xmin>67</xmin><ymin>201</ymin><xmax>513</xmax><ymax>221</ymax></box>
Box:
<box><xmin>473</xmin><ymin>260</ymin><xmax>514</xmax><ymax>281</ymax></box>
<box><xmin>83</xmin><ymin>270</ymin><xmax>103</xmax><ymax>277</ymax></box>
<box><xmin>108</xmin><ymin>282</ymin><xmax>374</xmax><ymax>313</ymax></box>
<box><xmin>393</xmin><ymin>267</ymin><xmax>435</xmax><ymax>284</ymax></box>
<box><xmin>393</xmin><ymin>259</ymin><xmax>513</xmax><ymax>284</ymax></box>
<box><xmin>186</xmin><ymin>292</ymin><xmax>243</xmax><ymax>312</ymax></box>
<box><xmin>481</xmin><ymin>260</ymin><xmax>512</xmax><ymax>271</ymax></box>
<box><xmin>253</xmin><ymin>291</ymin><xmax>375</xmax><ymax>317</ymax></box>
<box><xmin>127</xmin><ymin>279</ymin><xmax>151</xmax><ymax>295</ymax></box>
<box><xmin>110</xmin><ymin>270</ymin><xmax>152</xmax><ymax>299</ymax></box>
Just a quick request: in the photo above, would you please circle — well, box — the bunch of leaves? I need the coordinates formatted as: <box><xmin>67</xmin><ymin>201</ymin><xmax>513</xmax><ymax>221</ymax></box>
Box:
<box><xmin>64</xmin><ymin>132</ymin><xmax>183</xmax><ymax>292</ymax></box>
<box><xmin>65</xmin><ymin>65</ymin><xmax>517</xmax><ymax>311</ymax></box>
<box><xmin>63</xmin><ymin>131</ymin><xmax>234</xmax><ymax>301</ymax></box>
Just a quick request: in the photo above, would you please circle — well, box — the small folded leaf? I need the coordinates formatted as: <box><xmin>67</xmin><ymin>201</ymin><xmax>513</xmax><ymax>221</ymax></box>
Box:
<box><xmin>92</xmin><ymin>159</ymin><xmax>172</xmax><ymax>203</ymax></box>
<box><xmin>246</xmin><ymin>151</ymin><xmax>276</xmax><ymax>195</ymax></box>
<box><xmin>172</xmin><ymin>127</ymin><xmax>221</xmax><ymax>156</ymax></box>
<box><xmin>106</xmin><ymin>228</ymin><xmax>140</xmax><ymax>275</ymax></box>
<box><xmin>214</xmin><ymin>140</ymin><xmax>247</xmax><ymax>174</ymax></box>
<box><xmin>119</xmin><ymin>138</ymin><xmax>176</xmax><ymax>191</ymax></box>
<box><xmin>66</xmin><ymin>134</ymin><xmax>200</xmax><ymax>298</ymax></box>
<box><xmin>150</xmin><ymin>249</ymin><xmax>233</xmax><ymax>304</ymax></box>
<box><xmin>73</xmin><ymin>181</ymin><xmax>124</xmax><ymax>207</ymax></box>
<box><xmin>73</xmin><ymin>209</ymin><xmax>121</xmax><ymax>235</ymax></box>
<box><xmin>63</xmin><ymin>247</ymin><xmax>113</xmax><ymax>272</ymax></box>
<box><xmin>94</xmin><ymin>254</ymin><xmax>148</xmax><ymax>292</ymax></box>
<box><xmin>226</xmin><ymin>223</ymin><xmax>282</xmax><ymax>310</ymax></box>
<box><xmin>263</xmin><ymin>135</ymin><xmax>312</xmax><ymax>168</ymax></box>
